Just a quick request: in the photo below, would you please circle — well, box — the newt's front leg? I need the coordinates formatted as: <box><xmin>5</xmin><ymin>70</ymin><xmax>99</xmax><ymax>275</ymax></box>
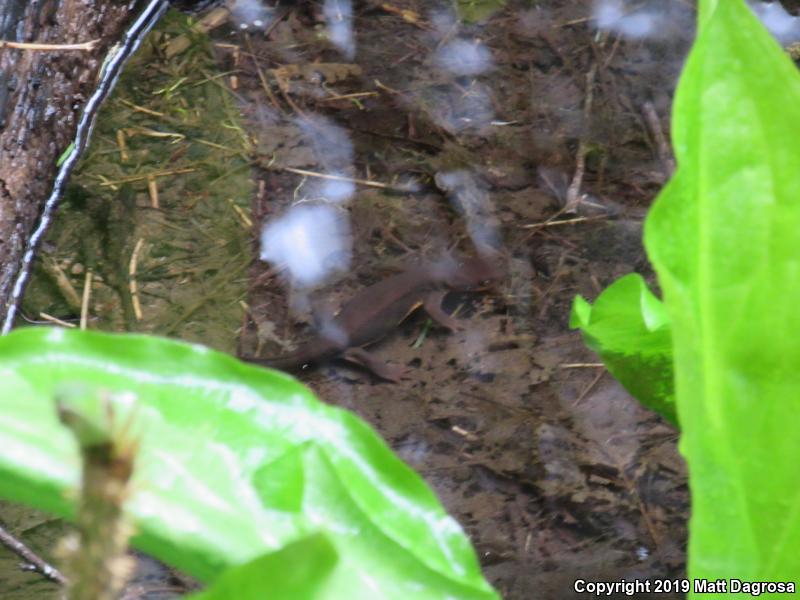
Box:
<box><xmin>422</xmin><ymin>290</ymin><xmax>465</xmax><ymax>331</ymax></box>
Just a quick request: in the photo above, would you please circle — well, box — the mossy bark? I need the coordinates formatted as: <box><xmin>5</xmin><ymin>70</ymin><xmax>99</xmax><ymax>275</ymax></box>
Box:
<box><xmin>0</xmin><ymin>1</ymin><xmax>139</xmax><ymax>325</ymax></box>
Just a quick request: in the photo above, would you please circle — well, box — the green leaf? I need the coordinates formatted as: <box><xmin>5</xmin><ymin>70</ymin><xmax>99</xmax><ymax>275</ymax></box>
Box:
<box><xmin>0</xmin><ymin>327</ymin><xmax>497</xmax><ymax>599</ymax></box>
<box><xmin>569</xmin><ymin>274</ymin><xmax>676</xmax><ymax>425</ymax></box>
<box><xmin>187</xmin><ymin>533</ymin><xmax>339</xmax><ymax>600</ymax></box>
<box><xmin>56</xmin><ymin>142</ymin><xmax>75</xmax><ymax>167</ymax></box>
<box><xmin>644</xmin><ymin>0</ymin><xmax>800</xmax><ymax>583</ymax></box>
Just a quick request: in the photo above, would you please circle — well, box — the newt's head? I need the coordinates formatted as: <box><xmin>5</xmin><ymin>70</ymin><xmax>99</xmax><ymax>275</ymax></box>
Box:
<box><xmin>436</xmin><ymin>253</ymin><xmax>504</xmax><ymax>291</ymax></box>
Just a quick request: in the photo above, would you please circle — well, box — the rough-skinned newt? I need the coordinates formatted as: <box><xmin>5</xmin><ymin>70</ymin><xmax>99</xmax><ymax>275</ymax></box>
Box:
<box><xmin>243</xmin><ymin>254</ymin><xmax>502</xmax><ymax>381</ymax></box>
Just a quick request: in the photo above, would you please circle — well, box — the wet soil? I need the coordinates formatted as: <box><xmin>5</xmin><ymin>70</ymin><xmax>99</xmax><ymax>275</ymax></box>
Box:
<box><xmin>227</xmin><ymin>1</ymin><xmax>694</xmax><ymax>597</ymax></box>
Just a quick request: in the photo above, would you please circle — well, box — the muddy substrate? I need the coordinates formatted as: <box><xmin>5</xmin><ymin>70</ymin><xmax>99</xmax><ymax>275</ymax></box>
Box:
<box><xmin>229</xmin><ymin>1</ymin><xmax>694</xmax><ymax>598</ymax></box>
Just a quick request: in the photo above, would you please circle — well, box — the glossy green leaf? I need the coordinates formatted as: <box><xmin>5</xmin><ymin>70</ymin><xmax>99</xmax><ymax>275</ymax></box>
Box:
<box><xmin>570</xmin><ymin>274</ymin><xmax>676</xmax><ymax>425</ymax></box>
<box><xmin>187</xmin><ymin>533</ymin><xmax>339</xmax><ymax>600</ymax></box>
<box><xmin>0</xmin><ymin>327</ymin><xmax>497</xmax><ymax>599</ymax></box>
<box><xmin>644</xmin><ymin>0</ymin><xmax>800</xmax><ymax>583</ymax></box>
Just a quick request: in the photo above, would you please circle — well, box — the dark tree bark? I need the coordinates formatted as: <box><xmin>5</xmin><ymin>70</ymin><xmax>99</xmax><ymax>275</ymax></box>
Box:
<box><xmin>0</xmin><ymin>0</ymin><xmax>145</xmax><ymax>326</ymax></box>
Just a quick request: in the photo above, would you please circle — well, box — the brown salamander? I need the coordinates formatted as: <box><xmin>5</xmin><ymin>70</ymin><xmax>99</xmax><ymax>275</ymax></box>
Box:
<box><xmin>242</xmin><ymin>254</ymin><xmax>502</xmax><ymax>381</ymax></box>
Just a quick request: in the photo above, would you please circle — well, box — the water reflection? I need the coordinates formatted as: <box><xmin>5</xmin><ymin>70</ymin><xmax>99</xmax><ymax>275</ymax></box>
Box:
<box><xmin>435</xmin><ymin>170</ymin><xmax>501</xmax><ymax>250</ymax></box>
<box><xmin>234</xmin><ymin>0</ymin><xmax>700</xmax><ymax>595</ymax></box>
<box><xmin>324</xmin><ymin>0</ymin><xmax>356</xmax><ymax>59</ymax></box>
<box><xmin>594</xmin><ymin>0</ymin><xmax>800</xmax><ymax>46</ymax></box>
<box><xmin>230</xmin><ymin>0</ymin><xmax>275</xmax><ymax>31</ymax></box>
<box><xmin>593</xmin><ymin>0</ymin><xmax>658</xmax><ymax>39</ymax></box>
<box><xmin>259</xmin><ymin>202</ymin><xmax>351</xmax><ymax>289</ymax></box>
<box><xmin>434</xmin><ymin>38</ymin><xmax>493</xmax><ymax>76</ymax></box>
<box><xmin>297</xmin><ymin>114</ymin><xmax>355</xmax><ymax>202</ymax></box>
<box><xmin>749</xmin><ymin>0</ymin><xmax>800</xmax><ymax>44</ymax></box>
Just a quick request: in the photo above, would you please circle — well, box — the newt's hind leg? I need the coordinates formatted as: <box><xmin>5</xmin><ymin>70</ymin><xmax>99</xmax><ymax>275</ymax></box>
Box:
<box><xmin>342</xmin><ymin>347</ymin><xmax>408</xmax><ymax>382</ymax></box>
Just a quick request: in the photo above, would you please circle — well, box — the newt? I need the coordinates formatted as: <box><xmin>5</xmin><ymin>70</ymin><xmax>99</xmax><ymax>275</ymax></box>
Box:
<box><xmin>242</xmin><ymin>254</ymin><xmax>502</xmax><ymax>381</ymax></box>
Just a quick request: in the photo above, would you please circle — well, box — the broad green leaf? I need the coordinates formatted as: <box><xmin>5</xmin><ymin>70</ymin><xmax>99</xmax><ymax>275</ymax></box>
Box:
<box><xmin>570</xmin><ymin>274</ymin><xmax>676</xmax><ymax>425</ymax></box>
<box><xmin>187</xmin><ymin>533</ymin><xmax>339</xmax><ymax>600</ymax></box>
<box><xmin>0</xmin><ymin>327</ymin><xmax>497</xmax><ymax>599</ymax></box>
<box><xmin>644</xmin><ymin>0</ymin><xmax>800</xmax><ymax>583</ymax></box>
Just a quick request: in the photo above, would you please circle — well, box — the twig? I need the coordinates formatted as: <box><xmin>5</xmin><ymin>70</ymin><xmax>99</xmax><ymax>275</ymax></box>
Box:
<box><xmin>274</xmin><ymin>71</ymin><xmax>314</xmax><ymax>123</ymax></box>
<box><xmin>642</xmin><ymin>101</ymin><xmax>675</xmax><ymax>178</ymax></box>
<box><xmin>228</xmin><ymin>198</ymin><xmax>252</xmax><ymax>229</ymax></box>
<box><xmin>572</xmin><ymin>368</ymin><xmax>606</xmax><ymax>407</ymax></box>
<box><xmin>275</xmin><ymin>166</ymin><xmax>417</xmax><ymax>193</ymax></box>
<box><xmin>129</xmin><ymin>239</ymin><xmax>144</xmax><ymax>322</ymax></box>
<box><xmin>0</xmin><ymin>523</ymin><xmax>67</xmax><ymax>584</ymax></box>
<box><xmin>146</xmin><ymin>175</ymin><xmax>159</xmax><ymax>209</ymax></box>
<box><xmin>522</xmin><ymin>214</ymin><xmax>609</xmax><ymax>229</ymax></box>
<box><xmin>96</xmin><ymin>168</ymin><xmax>195</xmax><ymax>187</ymax></box>
<box><xmin>560</xmin><ymin>363</ymin><xmax>605</xmax><ymax>368</ymax></box>
<box><xmin>0</xmin><ymin>39</ymin><xmax>98</xmax><ymax>52</ymax></box>
<box><xmin>39</xmin><ymin>312</ymin><xmax>77</xmax><ymax>328</ymax></box>
<box><xmin>115</xmin><ymin>130</ymin><xmax>129</xmax><ymax>163</ymax></box>
<box><xmin>40</xmin><ymin>256</ymin><xmax>82</xmax><ymax>311</ymax></box>
<box><xmin>320</xmin><ymin>91</ymin><xmax>379</xmax><ymax>102</ymax></box>
<box><xmin>80</xmin><ymin>270</ymin><xmax>93</xmax><ymax>330</ymax></box>
<box><xmin>117</xmin><ymin>99</ymin><xmax>165</xmax><ymax>118</ymax></box>
<box><xmin>375</xmin><ymin>2</ymin><xmax>428</xmax><ymax>29</ymax></box>
<box><xmin>564</xmin><ymin>32</ymin><xmax>608</xmax><ymax>213</ymax></box>
<box><xmin>244</xmin><ymin>37</ymin><xmax>283</xmax><ymax>113</ymax></box>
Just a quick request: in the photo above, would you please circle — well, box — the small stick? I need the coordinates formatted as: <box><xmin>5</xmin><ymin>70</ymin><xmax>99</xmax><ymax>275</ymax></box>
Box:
<box><xmin>115</xmin><ymin>130</ymin><xmax>128</xmax><ymax>163</ymax></box>
<box><xmin>377</xmin><ymin>3</ymin><xmax>428</xmax><ymax>29</ymax></box>
<box><xmin>522</xmin><ymin>214</ymin><xmax>609</xmax><ymax>229</ymax></box>
<box><xmin>229</xmin><ymin>44</ymin><xmax>239</xmax><ymax>91</ymax></box>
<box><xmin>564</xmin><ymin>71</ymin><xmax>597</xmax><ymax>212</ymax></box>
<box><xmin>451</xmin><ymin>425</ymin><xmax>479</xmax><ymax>442</ymax></box>
<box><xmin>642</xmin><ymin>101</ymin><xmax>675</xmax><ymax>177</ymax></box>
<box><xmin>560</xmin><ymin>362</ymin><xmax>605</xmax><ymax>369</ymax></box>
<box><xmin>320</xmin><ymin>91</ymin><xmax>379</xmax><ymax>102</ymax></box>
<box><xmin>0</xmin><ymin>39</ymin><xmax>98</xmax><ymax>52</ymax></box>
<box><xmin>257</xmin><ymin>179</ymin><xmax>266</xmax><ymax>204</ymax></box>
<box><xmin>80</xmin><ymin>270</ymin><xmax>93</xmax><ymax>330</ymax></box>
<box><xmin>245</xmin><ymin>38</ymin><xmax>283</xmax><ymax>113</ymax></box>
<box><xmin>374</xmin><ymin>79</ymin><xmax>402</xmax><ymax>94</ymax></box>
<box><xmin>276</xmin><ymin>166</ymin><xmax>417</xmax><ymax>193</ymax></box>
<box><xmin>228</xmin><ymin>198</ymin><xmax>252</xmax><ymax>229</ymax></box>
<box><xmin>275</xmin><ymin>72</ymin><xmax>313</xmax><ymax>122</ymax></box>
<box><xmin>118</xmin><ymin>99</ymin><xmax>165</xmax><ymax>118</ymax></box>
<box><xmin>146</xmin><ymin>175</ymin><xmax>159</xmax><ymax>209</ymax></box>
<box><xmin>573</xmin><ymin>368</ymin><xmax>606</xmax><ymax>407</ymax></box>
<box><xmin>96</xmin><ymin>168</ymin><xmax>195</xmax><ymax>187</ymax></box>
<box><xmin>564</xmin><ymin>32</ymin><xmax>608</xmax><ymax>213</ymax></box>
<box><xmin>129</xmin><ymin>239</ymin><xmax>144</xmax><ymax>322</ymax></box>
<box><xmin>39</xmin><ymin>312</ymin><xmax>77</xmax><ymax>328</ymax></box>
<box><xmin>41</xmin><ymin>257</ymin><xmax>82</xmax><ymax>311</ymax></box>
<box><xmin>0</xmin><ymin>523</ymin><xmax>67</xmax><ymax>584</ymax></box>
